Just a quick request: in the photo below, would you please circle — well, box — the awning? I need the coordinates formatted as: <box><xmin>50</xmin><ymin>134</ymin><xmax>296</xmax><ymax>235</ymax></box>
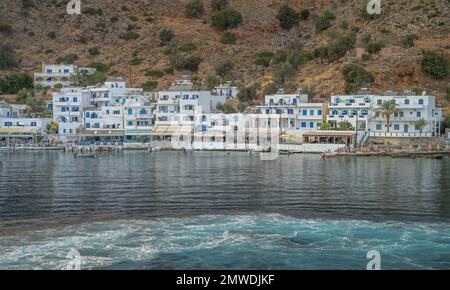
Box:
<box><xmin>125</xmin><ymin>129</ymin><xmax>152</xmax><ymax>136</ymax></box>
<box><xmin>303</xmin><ymin>130</ymin><xmax>355</xmax><ymax>137</ymax></box>
<box><xmin>194</xmin><ymin>130</ymin><xmax>226</xmax><ymax>138</ymax></box>
<box><xmin>80</xmin><ymin>129</ymin><xmax>125</xmax><ymax>137</ymax></box>
<box><xmin>0</xmin><ymin>127</ymin><xmax>40</xmax><ymax>136</ymax></box>
<box><xmin>151</xmin><ymin>125</ymin><xmax>193</xmax><ymax>136</ymax></box>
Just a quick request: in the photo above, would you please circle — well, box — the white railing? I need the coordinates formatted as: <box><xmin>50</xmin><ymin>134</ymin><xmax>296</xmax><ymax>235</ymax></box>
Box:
<box><xmin>368</xmin><ymin>132</ymin><xmax>432</xmax><ymax>138</ymax></box>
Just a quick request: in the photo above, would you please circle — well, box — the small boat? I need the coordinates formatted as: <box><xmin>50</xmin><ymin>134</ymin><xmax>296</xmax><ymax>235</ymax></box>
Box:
<box><xmin>74</xmin><ymin>153</ymin><xmax>96</xmax><ymax>158</ymax></box>
<box><xmin>184</xmin><ymin>148</ymin><xmax>194</xmax><ymax>153</ymax></box>
<box><xmin>148</xmin><ymin>147</ymin><xmax>161</xmax><ymax>152</ymax></box>
<box><xmin>321</xmin><ymin>151</ymin><xmax>337</xmax><ymax>159</ymax></box>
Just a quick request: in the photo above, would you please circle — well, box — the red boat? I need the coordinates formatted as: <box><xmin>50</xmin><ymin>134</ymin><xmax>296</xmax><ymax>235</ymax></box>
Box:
<box><xmin>321</xmin><ymin>152</ymin><xmax>337</xmax><ymax>159</ymax></box>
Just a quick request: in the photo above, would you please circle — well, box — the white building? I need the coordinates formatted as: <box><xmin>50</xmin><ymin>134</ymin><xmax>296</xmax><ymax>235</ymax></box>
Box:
<box><xmin>328</xmin><ymin>90</ymin><xmax>444</xmax><ymax>138</ymax></box>
<box><xmin>153</xmin><ymin>79</ymin><xmax>226</xmax><ymax>140</ymax></box>
<box><xmin>34</xmin><ymin>63</ymin><xmax>96</xmax><ymax>88</ymax></box>
<box><xmin>0</xmin><ymin>117</ymin><xmax>52</xmax><ymax>143</ymax></box>
<box><xmin>0</xmin><ymin>103</ymin><xmax>30</xmax><ymax>118</ymax></box>
<box><xmin>256</xmin><ymin>90</ymin><xmax>324</xmax><ymax>134</ymax></box>
<box><xmin>214</xmin><ymin>82</ymin><xmax>239</xmax><ymax>99</ymax></box>
<box><xmin>53</xmin><ymin>87</ymin><xmax>90</xmax><ymax>142</ymax></box>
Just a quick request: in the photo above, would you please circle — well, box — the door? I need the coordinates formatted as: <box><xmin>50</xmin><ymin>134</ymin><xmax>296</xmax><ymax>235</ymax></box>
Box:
<box><xmin>404</xmin><ymin>124</ymin><xmax>409</xmax><ymax>133</ymax></box>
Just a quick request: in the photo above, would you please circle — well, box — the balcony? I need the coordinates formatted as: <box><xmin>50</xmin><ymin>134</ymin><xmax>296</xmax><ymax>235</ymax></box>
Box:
<box><xmin>329</xmin><ymin>102</ymin><xmax>371</xmax><ymax>108</ymax></box>
<box><xmin>368</xmin><ymin>132</ymin><xmax>432</xmax><ymax>138</ymax></box>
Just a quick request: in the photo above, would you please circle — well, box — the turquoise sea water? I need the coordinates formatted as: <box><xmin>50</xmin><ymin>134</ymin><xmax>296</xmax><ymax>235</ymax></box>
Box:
<box><xmin>1</xmin><ymin>151</ymin><xmax>450</xmax><ymax>269</ymax></box>
<box><xmin>0</xmin><ymin>214</ymin><xmax>449</xmax><ymax>270</ymax></box>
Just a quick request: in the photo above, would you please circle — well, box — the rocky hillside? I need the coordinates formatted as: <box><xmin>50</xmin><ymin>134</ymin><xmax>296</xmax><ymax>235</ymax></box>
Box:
<box><xmin>0</xmin><ymin>0</ymin><xmax>449</xmax><ymax>105</ymax></box>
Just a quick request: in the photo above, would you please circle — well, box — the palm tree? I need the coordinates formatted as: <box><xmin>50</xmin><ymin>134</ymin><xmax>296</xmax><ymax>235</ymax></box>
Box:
<box><xmin>378</xmin><ymin>100</ymin><xmax>399</xmax><ymax>132</ymax></box>
<box><xmin>412</xmin><ymin>118</ymin><xmax>427</xmax><ymax>134</ymax></box>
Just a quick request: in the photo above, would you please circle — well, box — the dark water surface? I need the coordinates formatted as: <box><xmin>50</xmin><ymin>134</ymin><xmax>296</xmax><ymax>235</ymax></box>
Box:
<box><xmin>0</xmin><ymin>151</ymin><xmax>449</xmax><ymax>269</ymax></box>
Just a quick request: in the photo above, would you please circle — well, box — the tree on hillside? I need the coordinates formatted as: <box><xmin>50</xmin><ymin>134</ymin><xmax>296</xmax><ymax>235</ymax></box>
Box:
<box><xmin>277</xmin><ymin>5</ymin><xmax>300</xmax><ymax>29</ymax></box>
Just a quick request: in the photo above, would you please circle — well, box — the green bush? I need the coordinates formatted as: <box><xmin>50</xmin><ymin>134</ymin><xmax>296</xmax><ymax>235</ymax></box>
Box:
<box><xmin>255</xmin><ymin>51</ymin><xmax>274</xmax><ymax>67</ymax></box>
<box><xmin>129</xmin><ymin>57</ymin><xmax>142</xmax><ymax>66</ymax></box>
<box><xmin>362</xmin><ymin>53</ymin><xmax>371</xmax><ymax>61</ymax></box>
<box><xmin>359</xmin><ymin>7</ymin><xmax>379</xmax><ymax>20</ymax></box>
<box><xmin>277</xmin><ymin>5</ymin><xmax>300</xmax><ymax>29</ymax></box>
<box><xmin>365</xmin><ymin>41</ymin><xmax>384</xmax><ymax>55</ymax></box>
<box><xmin>47</xmin><ymin>31</ymin><xmax>56</xmax><ymax>39</ymax></box>
<box><xmin>120</xmin><ymin>31</ymin><xmax>140</xmax><ymax>41</ymax></box>
<box><xmin>179</xmin><ymin>42</ymin><xmax>198</xmax><ymax>52</ymax></box>
<box><xmin>88</xmin><ymin>62</ymin><xmax>108</xmax><ymax>73</ymax></box>
<box><xmin>402</xmin><ymin>34</ymin><xmax>419</xmax><ymax>48</ymax></box>
<box><xmin>446</xmin><ymin>85</ymin><xmax>450</xmax><ymax>101</ymax></box>
<box><xmin>215</xmin><ymin>60</ymin><xmax>233</xmax><ymax>77</ymax></box>
<box><xmin>56</xmin><ymin>54</ymin><xmax>78</xmax><ymax>64</ymax></box>
<box><xmin>272</xmin><ymin>62</ymin><xmax>295</xmax><ymax>85</ymax></box>
<box><xmin>342</xmin><ymin>64</ymin><xmax>374</xmax><ymax>94</ymax></box>
<box><xmin>312</xmin><ymin>35</ymin><xmax>356</xmax><ymax>63</ymax></box>
<box><xmin>163</xmin><ymin>67</ymin><xmax>174</xmax><ymax>75</ymax></box>
<box><xmin>216</xmin><ymin>101</ymin><xmax>238</xmax><ymax>113</ymax></box>
<box><xmin>145</xmin><ymin>16</ymin><xmax>155</xmax><ymax>23</ymax></box>
<box><xmin>219</xmin><ymin>32</ymin><xmax>237</xmax><ymax>44</ymax></box>
<box><xmin>300</xmin><ymin>9</ymin><xmax>310</xmax><ymax>20</ymax></box>
<box><xmin>142</xmin><ymin>80</ymin><xmax>158</xmax><ymax>91</ymax></box>
<box><xmin>0</xmin><ymin>23</ymin><xmax>12</xmax><ymax>34</ymax></box>
<box><xmin>0</xmin><ymin>44</ymin><xmax>18</xmax><ymax>69</ymax></box>
<box><xmin>159</xmin><ymin>28</ymin><xmax>175</xmax><ymax>43</ymax></box>
<box><xmin>211</xmin><ymin>9</ymin><xmax>243</xmax><ymax>30</ymax></box>
<box><xmin>88</xmin><ymin>47</ymin><xmax>100</xmax><ymax>56</ymax></box>
<box><xmin>129</xmin><ymin>16</ymin><xmax>138</xmax><ymax>22</ymax></box>
<box><xmin>0</xmin><ymin>73</ymin><xmax>33</xmax><ymax>94</ymax></box>
<box><xmin>84</xmin><ymin>7</ymin><xmax>103</xmax><ymax>16</ymax></box>
<box><xmin>315</xmin><ymin>10</ymin><xmax>335</xmax><ymax>32</ymax></box>
<box><xmin>421</xmin><ymin>51</ymin><xmax>449</xmax><ymax>79</ymax></box>
<box><xmin>185</xmin><ymin>0</ymin><xmax>204</xmax><ymax>18</ymax></box>
<box><xmin>145</xmin><ymin>70</ymin><xmax>165</xmax><ymax>78</ymax></box>
<box><xmin>180</xmin><ymin>56</ymin><xmax>202</xmax><ymax>72</ymax></box>
<box><xmin>78</xmin><ymin>71</ymin><xmax>107</xmax><ymax>86</ymax></box>
<box><xmin>211</xmin><ymin>0</ymin><xmax>228</xmax><ymax>11</ymax></box>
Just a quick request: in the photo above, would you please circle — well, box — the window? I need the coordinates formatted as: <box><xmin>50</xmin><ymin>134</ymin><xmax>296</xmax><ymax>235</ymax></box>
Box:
<box><xmin>310</xmin><ymin>110</ymin><xmax>314</xmax><ymax>115</ymax></box>
<box><xmin>192</xmin><ymin>94</ymin><xmax>199</xmax><ymax>99</ymax></box>
<box><xmin>292</xmin><ymin>99</ymin><xmax>297</xmax><ymax>105</ymax></box>
<box><xmin>63</xmin><ymin>129</ymin><xmax>66</xmax><ymax>133</ymax></box>
<box><xmin>86</xmin><ymin>112</ymin><xmax>90</xmax><ymax>118</ymax></box>
<box><xmin>265</xmin><ymin>109</ymin><xmax>270</xmax><ymax>114</ymax></box>
<box><xmin>91</xmin><ymin>113</ymin><xmax>98</xmax><ymax>119</ymax></box>
<box><xmin>377</xmin><ymin>99</ymin><xmax>382</xmax><ymax>105</ymax></box>
<box><xmin>183</xmin><ymin>95</ymin><xmax>189</xmax><ymax>100</ymax></box>
<box><xmin>318</xmin><ymin>110</ymin><xmax>322</xmax><ymax>116</ymax></box>
<box><xmin>69</xmin><ymin>129</ymin><xmax>73</xmax><ymax>134</ymax></box>
<box><xmin>301</xmin><ymin>122</ymin><xmax>307</xmax><ymax>128</ymax></box>
<box><xmin>86</xmin><ymin>123</ymin><xmax>90</xmax><ymax>128</ymax></box>
<box><xmin>64</xmin><ymin>69</ymin><xmax>69</xmax><ymax>73</ymax></box>
<box><xmin>4</xmin><ymin>122</ymin><xmax>12</xmax><ymax>127</ymax></box>
<box><xmin>140</xmin><ymin>109</ymin><xmax>147</xmax><ymax>115</ymax></box>
<box><xmin>361</xmin><ymin>110</ymin><xmax>368</xmax><ymax>116</ymax></box>
<box><xmin>269</xmin><ymin>99</ymin><xmax>274</xmax><ymax>105</ymax></box>
<box><xmin>404</xmin><ymin>99</ymin><xmax>409</xmax><ymax>105</ymax></box>
<box><xmin>47</xmin><ymin>69</ymin><xmax>52</xmax><ymax>73</ymax></box>
<box><xmin>418</xmin><ymin>99</ymin><xmax>424</xmax><ymax>105</ymax></box>
<box><xmin>161</xmin><ymin>95</ymin><xmax>169</xmax><ymax>100</ymax></box>
<box><xmin>399</xmin><ymin>112</ymin><xmax>404</xmax><ymax>117</ymax></box>
<box><xmin>376</xmin><ymin>124</ymin><xmax>382</xmax><ymax>130</ymax></box>
<box><xmin>287</xmin><ymin>109</ymin><xmax>294</xmax><ymax>114</ymax></box>
<box><xmin>332</xmin><ymin>110</ymin><xmax>338</xmax><ymax>116</ymax></box>
<box><xmin>113</xmin><ymin>110</ymin><xmax>120</xmax><ymax>115</ymax></box>
<box><xmin>394</xmin><ymin>124</ymin><xmax>400</xmax><ymax>130</ymax></box>
<box><xmin>394</xmin><ymin>112</ymin><xmax>398</xmax><ymax>118</ymax></box>
<box><xmin>61</xmin><ymin>107</ymin><xmax>66</xmax><ymax>112</ymax></box>
<box><xmin>128</xmin><ymin>108</ymin><xmax>133</xmax><ymax>115</ymax></box>
<box><xmin>73</xmin><ymin>97</ymin><xmax>77</xmax><ymax>102</ymax></box>
<box><xmin>375</xmin><ymin>112</ymin><xmax>380</xmax><ymax>118</ymax></box>
<box><xmin>310</xmin><ymin>122</ymin><xmax>314</xmax><ymax>128</ymax></box>
<box><xmin>302</xmin><ymin>110</ymin><xmax>307</xmax><ymax>116</ymax></box>
<box><xmin>128</xmin><ymin>121</ymin><xmax>133</xmax><ymax>126</ymax></box>
<box><xmin>106</xmin><ymin>110</ymin><xmax>110</xmax><ymax>114</ymax></box>
<box><xmin>417</xmin><ymin>112</ymin><xmax>421</xmax><ymax>117</ymax></box>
